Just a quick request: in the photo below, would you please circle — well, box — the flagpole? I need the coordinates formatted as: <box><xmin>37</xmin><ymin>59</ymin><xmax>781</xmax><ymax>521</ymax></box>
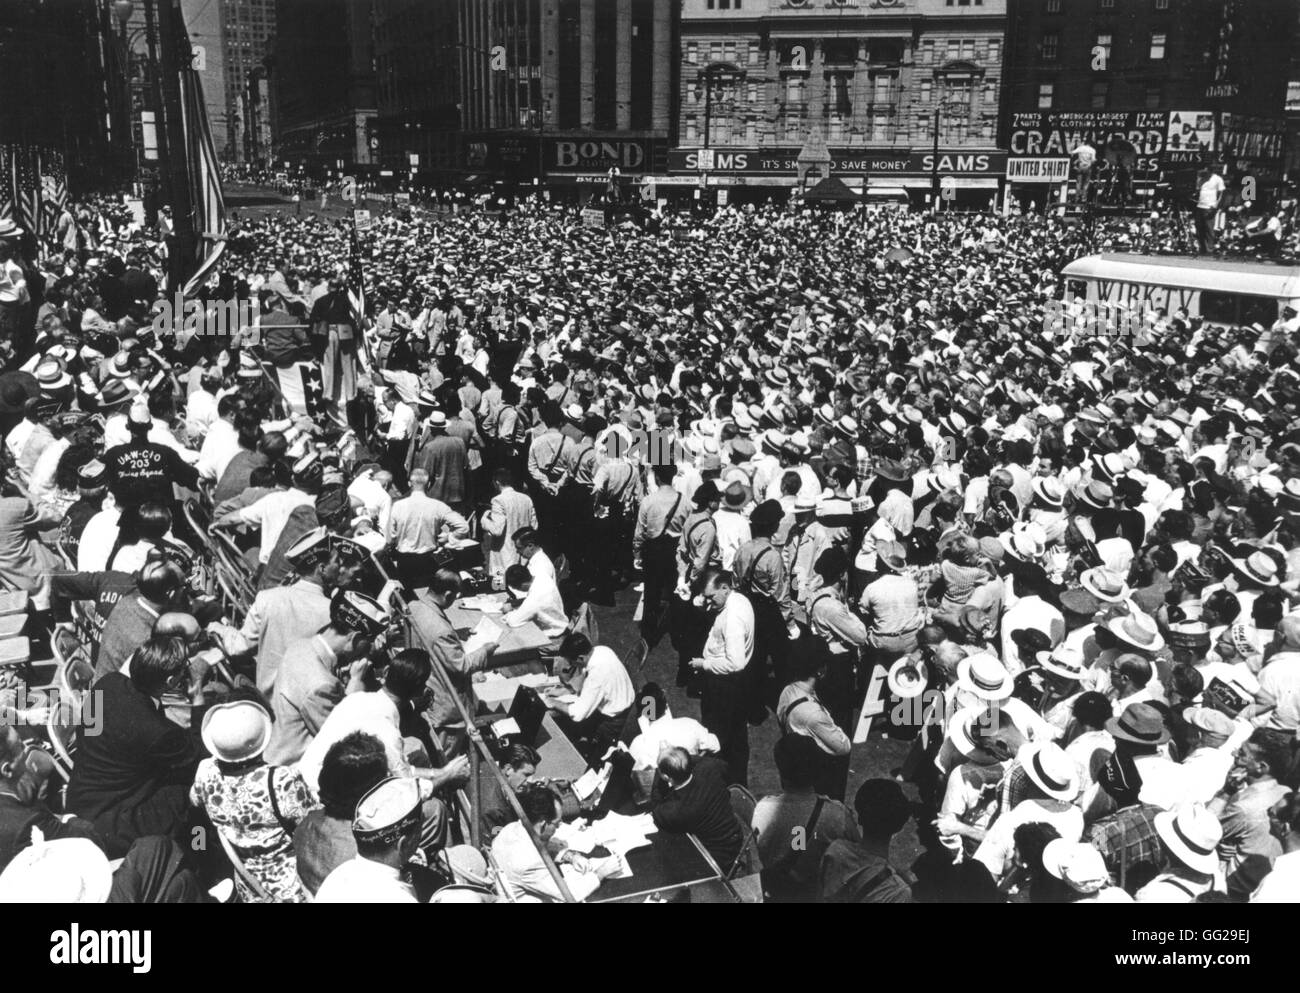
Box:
<box><xmin>154</xmin><ymin>0</ymin><xmax>196</xmax><ymax>293</ymax></box>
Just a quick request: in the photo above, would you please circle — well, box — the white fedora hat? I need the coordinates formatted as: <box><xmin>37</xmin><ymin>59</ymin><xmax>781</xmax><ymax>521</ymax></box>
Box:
<box><xmin>1018</xmin><ymin>741</ymin><xmax>1081</xmax><ymax>802</ymax></box>
<box><xmin>1154</xmin><ymin>804</ymin><xmax>1222</xmax><ymax>875</ymax></box>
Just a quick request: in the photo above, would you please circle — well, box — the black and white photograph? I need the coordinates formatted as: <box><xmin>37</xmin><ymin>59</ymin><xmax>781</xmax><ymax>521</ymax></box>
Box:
<box><xmin>0</xmin><ymin>0</ymin><xmax>1296</xmax><ymax>953</ymax></box>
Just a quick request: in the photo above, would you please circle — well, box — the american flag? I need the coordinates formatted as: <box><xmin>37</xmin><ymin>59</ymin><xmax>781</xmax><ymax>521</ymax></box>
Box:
<box><xmin>40</xmin><ymin>150</ymin><xmax>68</xmax><ymax>240</ymax></box>
<box><xmin>13</xmin><ymin>146</ymin><xmax>42</xmax><ymax>238</ymax></box>
<box><xmin>0</xmin><ymin>146</ymin><xmax>13</xmax><ymax>222</ymax></box>
<box><xmin>179</xmin><ymin>64</ymin><xmax>227</xmax><ymax>296</ymax></box>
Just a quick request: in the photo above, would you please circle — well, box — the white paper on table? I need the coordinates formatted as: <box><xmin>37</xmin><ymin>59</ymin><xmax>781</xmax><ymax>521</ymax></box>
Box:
<box><xmin>553</xmin><ymin>820</ymin><xmax>596</xmax><ymax>853</ymax></box>
<box><xmin>552</xmin><ymin>692</ymin><xmax>578</xmax><ymax>705</ymax></box>
<box><xmin>571</xmin><ymin>764</ymin><xmax>612</xmax><ymax>802</ymax></box>
<box><xmin>464</xmin><ymin>616</ymin><xmax>502</xmax><ymax>655</ymax></box>
<box><xmin>518</xmin><ymin>673</ymin><xmax>558</xmax><ymax>689</ymax></box>
<box><xmin>493</xmin><ymin>717</ymin><xmax>521</xmax><ymax>736</ymax></box>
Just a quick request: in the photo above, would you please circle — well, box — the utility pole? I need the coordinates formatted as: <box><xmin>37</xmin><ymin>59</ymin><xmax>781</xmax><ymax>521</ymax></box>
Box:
<box><xmin>931</xmin><ymin>105</ymin><xmax>940</xmax><ymax>211</ymax></box>
<box><xmin>153</xmin><ymin>0</ymin><xmax>195</xmax><ymax>292</ymax></box>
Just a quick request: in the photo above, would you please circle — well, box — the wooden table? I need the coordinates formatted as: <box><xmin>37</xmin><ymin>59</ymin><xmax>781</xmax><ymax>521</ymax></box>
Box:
<box><xmin>447</xmin><ymin>593</ymin><xmax>554</xmax><ymax>669</ymax></box>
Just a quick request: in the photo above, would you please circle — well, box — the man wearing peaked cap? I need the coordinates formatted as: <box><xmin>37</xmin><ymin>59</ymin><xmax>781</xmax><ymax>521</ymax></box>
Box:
<box><xmin>314</xmin><ymin>777</ymin><xmax>422</xmax><ymax>903</ymax></box>
<box><xmin>264</xmin><ymin>589</ymin><xmax>388</xmax><ymax>767</ymax></box>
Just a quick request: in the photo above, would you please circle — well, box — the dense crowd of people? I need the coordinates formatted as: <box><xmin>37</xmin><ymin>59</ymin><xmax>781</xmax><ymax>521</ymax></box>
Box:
<box><xmin>0</xmin><ymin>186</ymin><xmax>1297</xmax><ymax>904</ymax></box>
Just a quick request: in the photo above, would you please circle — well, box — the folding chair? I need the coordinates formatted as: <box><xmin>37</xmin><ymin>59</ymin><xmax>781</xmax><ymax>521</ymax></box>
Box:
<box><xmin>567</xmin><ymin>601</ymin><xmax>599</xmax><ymax>645</ymax></box>
<box><xmin>726</xmin><ymin>783</ymin><xmax>764</xmax><ymax>897</ymax></box>
<box><xmin>621</xmin><ymin>638</ymin><xmax>649</xmax><ymax>675</ymax></box>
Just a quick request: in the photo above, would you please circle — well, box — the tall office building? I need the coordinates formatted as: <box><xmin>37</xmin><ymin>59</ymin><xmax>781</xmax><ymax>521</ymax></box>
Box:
<box><xmin>180</xmin><ymin>0</ymin><xmax>276</xmax><ymax>164</ymax></box>
<box><xmin>272</xmin><ymin>0</ymin><xmax>376</xmax><ymax>172</ymax></box>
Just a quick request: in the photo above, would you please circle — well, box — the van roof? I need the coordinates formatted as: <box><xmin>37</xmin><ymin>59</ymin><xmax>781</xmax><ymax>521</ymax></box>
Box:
<box><xmin>1061</xmin><ymin>254</ymin><xmax>1300</xmax><ymax>299</ymax></box>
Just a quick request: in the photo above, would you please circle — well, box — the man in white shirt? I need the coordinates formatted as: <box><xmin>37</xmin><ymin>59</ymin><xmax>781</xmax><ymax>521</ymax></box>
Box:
<box><xmin>315</xmin><ymin>777</ymin><xmax>423</xmax><ymax>904</ymax></box>
<box><xmin>545</xmin><ymin>633</ymin><xmax>636</xmax><ymax>762</ymax></box>
<box><xmin>491</xmin><ymin>783</ymin><xmax>618</xmax><ymax>901</ymax></box>
<box><xmin>297</xmin><ymin>648</ymin><xmax>469</xmax><ymax>828</ymax></box>
<box><xmin>689</xmin><ymin>569</ymin><xmax>756</xmax><ymax>786</ymax></box>
<box><xmin>215</xmin><ymin>451</ymin><xmax>319</xmax><ymax>565</ymax></box>
<box><xmin>348</xmin><ymin>466</ymin><xmax>395</xmax><ymax>538</ymax></box>
<box><xmin>502</xmin><ymin>563</ymin><xmax>569</xmax><ymax>640</ymax></box>
<box><xmin>1194</xmin><ymin>165</ymin><xmax>1225</xmax><ymax>256</ymax></box>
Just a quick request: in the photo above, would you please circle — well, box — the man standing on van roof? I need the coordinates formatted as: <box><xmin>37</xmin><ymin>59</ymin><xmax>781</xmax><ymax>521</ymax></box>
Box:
<box><xmin>1195</xmin><ymin>165</ymin><xmax>1226</xmax><ymax>257</ymax></box>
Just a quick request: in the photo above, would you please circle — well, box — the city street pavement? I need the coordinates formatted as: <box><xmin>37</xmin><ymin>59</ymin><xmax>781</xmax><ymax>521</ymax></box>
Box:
<box><xmin>587</xmin><ymin>582</ymin><xmax>928</xmax><ymax>872</ymax></box>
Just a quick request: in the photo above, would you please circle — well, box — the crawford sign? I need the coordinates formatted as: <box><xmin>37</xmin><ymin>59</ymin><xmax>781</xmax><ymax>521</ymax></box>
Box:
<box><xmin>1008</xmin><ymin>112</ymin><xmax>1169</xmax><ymax>173</ymax></box>
<box><xmin>547</xmin><ymin>138</ymin><xmax>649</xmax><ymax>172</ymax></box>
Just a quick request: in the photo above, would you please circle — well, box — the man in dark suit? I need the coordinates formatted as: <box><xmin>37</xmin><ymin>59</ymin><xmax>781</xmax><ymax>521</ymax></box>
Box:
<box><xmin>66</xmin><ymin>635</ymin><xmax>205</xmax><ymax>859</ymax></box>
<box><xmin>651</xmin><ymin>747</ymin><xmax>743</xmax><ymax>870</ymax></box>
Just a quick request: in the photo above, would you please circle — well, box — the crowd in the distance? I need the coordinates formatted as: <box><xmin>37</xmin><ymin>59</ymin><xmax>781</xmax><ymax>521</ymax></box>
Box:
<box><xmin>0</xmin><ymin>185</ymin><xmax>1296</xmax><ymax>903</ymax></box>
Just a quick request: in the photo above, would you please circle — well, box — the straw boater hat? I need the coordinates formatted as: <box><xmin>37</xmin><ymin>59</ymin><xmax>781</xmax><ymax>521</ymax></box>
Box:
<box><xmin>956</xmin><ymin>653</ymin><xmax>1014</xmax><ymax>701</ymax></box>
<box><xmin>1018</xmin><ymin>741</ymin><xmax>1081</xmax><ymax>802</ymax></box>
<box><xmin>1230</xmin><ymin>550</ymin><xmax>1280</xmax><ymax>588</ymax></box>
<box><xmin>1032</xmin><ymin>476</ymin><xmax>1065</xmax><ymax>508</ymax></box>
<box><xmin>1154</xmin><ymin>804</ymin><xmax>1223</xmax><ymax>875</ymax></box>
<box><xmin>1080</xmin><ymin>567</ymin><xmax>1130</xmax><ymax>604</ymax></box>
<box><xmin>1036</xmin><ymin>645</ymin><xmax>1087</xmax><ymax>681</ymax></box>
<box><xmin>1107</xmin><ymin>611</ymin><xmax>1165</xmax><ymax>653</ymax></box>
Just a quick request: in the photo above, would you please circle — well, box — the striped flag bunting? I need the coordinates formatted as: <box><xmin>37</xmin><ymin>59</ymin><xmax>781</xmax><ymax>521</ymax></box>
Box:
<box><xmin>179</xmin><ymin>63</ymin><xmax>228</xmax><ymax>297</ymax></box>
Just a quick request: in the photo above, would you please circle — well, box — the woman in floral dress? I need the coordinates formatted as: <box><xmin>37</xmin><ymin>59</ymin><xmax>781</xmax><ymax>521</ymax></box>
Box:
<box><xmin>190</xmin><ymin>699</ymin><xmax>318</xmax><ymax>903</ymax></box>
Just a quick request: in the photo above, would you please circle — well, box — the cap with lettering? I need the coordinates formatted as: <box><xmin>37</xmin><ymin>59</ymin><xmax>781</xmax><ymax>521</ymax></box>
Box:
<box><xmin>352</xmin><ymin>776</ymin><xmax>423</xmax><ymax>844</ymax></box>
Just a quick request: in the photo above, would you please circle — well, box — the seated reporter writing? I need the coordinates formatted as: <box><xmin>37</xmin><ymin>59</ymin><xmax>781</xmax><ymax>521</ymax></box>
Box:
<box><xmin>491</xmin><ymin>782</ymin><xmax>620</xmax><ymax>901</ymax></box>
<box><xmin>543</xmin><ymin>633</ymin><xmax>636</xmax><ymax>765</ymax></box>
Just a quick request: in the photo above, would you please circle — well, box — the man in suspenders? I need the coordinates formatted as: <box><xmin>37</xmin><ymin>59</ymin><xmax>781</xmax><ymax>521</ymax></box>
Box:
<box><xmin>526</xmin><ymin>401</ymin><xmax>576</xmax><ymax>551</ymax></box>
<box><xmin>557</xmin><ymin>413</ymin><xmax>603</xmax><ymax>599</ymax></box>
<box><xmin>672</xmin><ymin>481</ymin><xmax>722</xmax><ymax>689</ymax></box>
<box><xmin>633</xmin><ymin>464</ymin><xmax>689</xmax><ymax>644</ymax></box>
<box><xmin>801</xmin><ymin>548</ymin><xmax>872</xmax><ymax>799</ymax></box>
<box><xmin>777</xmin><ymin>641</ymin><xmax>853</xmax><ymax>800</ymax></box>
<box><xmin>733</xmin><ymin>499</ymin><xmax>795</xmax><ymax>719</ymax></box>
<box><xmin>591</xmin><ymin>438</ymin><xmax>643</xmax><ymax>595</ymax></box>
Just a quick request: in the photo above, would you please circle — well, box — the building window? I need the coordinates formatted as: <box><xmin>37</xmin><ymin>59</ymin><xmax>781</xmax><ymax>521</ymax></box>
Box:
<box><xmin>920</xmin><ymin>79</ymin><xmax>933</xmax><ymax>103</ymax></box>
<box><xmin>1037</xmin><ymin>82</ymin><xmax>1054</xmax><ymax>108</ymax></box>
<box><xmin>987</xmin><ymin>39</ymin><xmax>1001</xmax><ymax>63</ymax></box>
<box><xmin>1041</xmin><ymin>33</ymin><xmax>1059</xmax><ymax>60</ymax></box>
<box><xmin>920</xmin><ymin>39</ymin><xmax>934</xmax><ymax>63</ymax></box>
<box><xmin>1149</xmin><ymin>32</ymin><xmax>1166</xmax><ymax>59</ymax></box>
<box><xmin>1095</xmin><ymin>33</ymin><xmax>1112</xmax><ymax>62</ymax></box>
<box><xmin>685</xmin><ymin>116</ymin><xmax>697</xmax><ymax>142</ymax></box>
<box><xmin>1155</xmin><ymin>0</ymin><xmax>1169</xmax><ymax>8</ymax></box>
<box><xmin>709</xmin><ymin>42</ymin><xmax>722</xmax><ymax>62</ymax></box>
<box><xmin>687</xmin><ymin>43</ymin><xmax>698</xmax><ymax>64</ymax></box>
<box><xmin>1090</xmin><ymin>81</ymin><xmax>1109</xmax><ymax>108</ymax></box>
<box><xmin>1045</xmin><ymin>0</ymin><xmax>1061</xmax><ymax>11</ymax></box>
<box><xmin>946</xmin><ymin>39</ymin><xmax>960</xmax><ymax>61</ymax></box>
<box><xmin>724</xmin><ymin>42</ymin><xmax>736</xmax><ymax>63</ymax></box>
<box><xmin>1145</xmin><ymin>83</ymin><xmax>1163</xmax><ymax>108</ymax></box>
